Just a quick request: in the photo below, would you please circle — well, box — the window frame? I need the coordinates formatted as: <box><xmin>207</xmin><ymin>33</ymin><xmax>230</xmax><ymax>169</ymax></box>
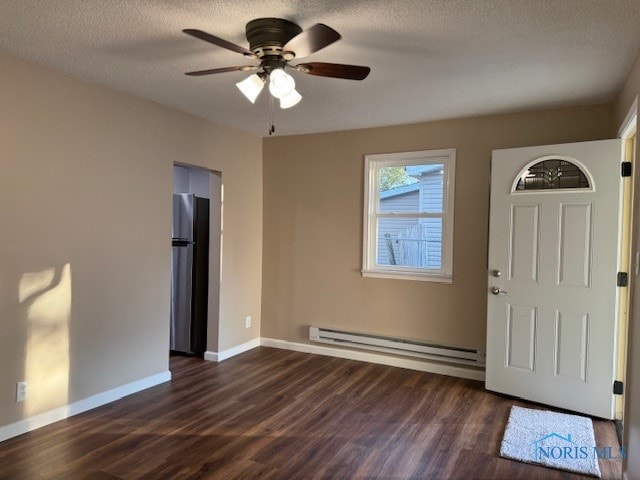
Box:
<box><xmin>362</xmin><ymin>148</ymin><xmax>456</xmax><ymax>282</ymax></box>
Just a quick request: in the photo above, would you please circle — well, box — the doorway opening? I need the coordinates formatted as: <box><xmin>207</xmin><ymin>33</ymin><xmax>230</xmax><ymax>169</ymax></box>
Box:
<box><xmin>171</xmin><ymin>164</ymin><xmax>222</xmax><ymax>358</ymax></box>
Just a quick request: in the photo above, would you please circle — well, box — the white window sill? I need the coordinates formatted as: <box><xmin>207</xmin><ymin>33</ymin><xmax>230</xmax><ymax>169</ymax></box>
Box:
<box><xmin>361</xmin><ymin>269</ymin><xmax>453</xmax><ymax>283</ymax></box>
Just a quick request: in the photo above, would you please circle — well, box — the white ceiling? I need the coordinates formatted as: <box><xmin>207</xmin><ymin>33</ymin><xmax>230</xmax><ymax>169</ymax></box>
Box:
<box><xmin>1</xmin><ymin>1</ymin><xmax>640</xmax><ymax>137</ymax></box>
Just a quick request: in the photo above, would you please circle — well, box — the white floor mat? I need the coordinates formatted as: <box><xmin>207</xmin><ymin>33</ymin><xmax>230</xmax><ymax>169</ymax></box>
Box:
<box><xmin>500</xmin><ymin>406</ymin><xmax>601</xmax><ymax>477</ymax></box>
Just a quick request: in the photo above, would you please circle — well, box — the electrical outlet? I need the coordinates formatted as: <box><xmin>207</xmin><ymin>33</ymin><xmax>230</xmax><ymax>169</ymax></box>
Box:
<box><xmin>245</xmin><ymin>316</ymin><xmax>252</xmax><ymax>328</ymax></box>
<box><xmin>16</xmin><ymin>382</ymin><xmax>27</xmax><ymax>403</ymax></box>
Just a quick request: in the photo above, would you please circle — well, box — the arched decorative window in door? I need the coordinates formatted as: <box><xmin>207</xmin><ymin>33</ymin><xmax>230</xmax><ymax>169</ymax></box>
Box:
<box><xmin>513</xmin><ymin>157</ymin><xmax>592</xmax><ymax>192</ymax></box>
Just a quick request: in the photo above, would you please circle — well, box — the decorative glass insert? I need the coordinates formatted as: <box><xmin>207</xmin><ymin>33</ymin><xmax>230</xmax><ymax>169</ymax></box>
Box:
<box><xmin>515</xmin><ymin>159</ymin><xmax>590</xmax><ymax>191</ymax></box>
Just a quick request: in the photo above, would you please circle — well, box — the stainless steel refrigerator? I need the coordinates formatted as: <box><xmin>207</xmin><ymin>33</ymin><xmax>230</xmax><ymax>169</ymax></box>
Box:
<box><xmin>171</xmin><ymin>193</ymin><xmax>209</xmax><ymax>355</ymax></box>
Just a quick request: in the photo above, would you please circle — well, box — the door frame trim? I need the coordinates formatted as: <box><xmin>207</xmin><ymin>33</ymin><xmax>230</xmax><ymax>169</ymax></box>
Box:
<box><xmin>616</xmin><ymin>97</ymin><xmax>638</xmax><ymax>422</ymax></box>
<box><xmin>619</xmin><ymin>96</ymin><xmax>638</xmax><ymax>139</ymax></box>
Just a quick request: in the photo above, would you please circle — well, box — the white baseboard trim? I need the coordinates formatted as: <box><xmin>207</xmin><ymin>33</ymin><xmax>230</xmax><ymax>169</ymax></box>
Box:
<box><xmin>260</xmin><ymin>338</ymin><xmax>485</xmax><ymax>381</ymax></box>
<box><xmin>204</xmin><ymin>338</ymin><xmax>261</xmax><ymax>362</ymax></box>
<box><xmin>0</xmin><ymin>370</ymin><xmax>171</xmax><ymax>444</ymax></box>
<box><xmin>203</xmin><ymin>351</ymin><xmax>218</xmax><ymax>361</ymax></box>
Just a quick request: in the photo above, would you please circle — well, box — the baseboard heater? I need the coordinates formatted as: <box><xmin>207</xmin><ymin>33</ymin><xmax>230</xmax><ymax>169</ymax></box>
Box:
<box><xmin>309</xmin><ymin>326</ymin><xmax>486</xmax><ymax>367</ymax></box>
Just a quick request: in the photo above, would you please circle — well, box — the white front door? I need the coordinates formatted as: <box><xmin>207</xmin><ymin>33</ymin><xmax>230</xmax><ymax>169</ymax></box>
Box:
<box><xmin>486</xmin><ymin>139</ymin><xmax>622</xmax><ymax>419</ymax></box>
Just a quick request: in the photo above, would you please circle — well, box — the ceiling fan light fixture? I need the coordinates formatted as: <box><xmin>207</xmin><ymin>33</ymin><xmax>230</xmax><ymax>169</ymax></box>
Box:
<box><xmin>268</xmin><ymin>68</ymin><xmax>295</xmax><ymax>99</ymax></box>
<box><xmin>236</xmin><ymin>73</ymin><xmax>265</xmax><ymax>103</ymax></box>
<box><xmin>279</xmin><ymin>88</ymin><xmax>302</xmax><ymax>109</ymax></box>
<box><xmin>183</xmin><ymin>20</ymin><xmax>370</xmax><ymax>122</ymax></box>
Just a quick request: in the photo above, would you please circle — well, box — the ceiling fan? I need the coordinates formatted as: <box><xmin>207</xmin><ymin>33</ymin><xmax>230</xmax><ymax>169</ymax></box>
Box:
<box><xmin>183</xmin><ymin>18</ymin><xmax>371</xmax><ymax>110</ymax></box>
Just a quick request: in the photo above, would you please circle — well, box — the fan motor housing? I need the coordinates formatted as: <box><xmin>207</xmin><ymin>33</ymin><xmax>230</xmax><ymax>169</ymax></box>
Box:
<box><xmin>246</xmin><ymin>18</ymin><xmax>302</xmax><ymax>57</ymax></box>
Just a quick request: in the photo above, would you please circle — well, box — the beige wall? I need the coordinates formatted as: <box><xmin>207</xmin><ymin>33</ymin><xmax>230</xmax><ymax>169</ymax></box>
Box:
<box><xmin>262</xmin><ymin>105</ymin><xmax>613</xmax><ymax>349</ymax></box>
<box><xmin>615</xmin><ymin>48</ymin><xmax>640</xmax><ymax>480</ymax></box>
<box><xmin>0</xmin><ymin>51</ymin><xmax>262</xmax><ymax>428</ymax></box>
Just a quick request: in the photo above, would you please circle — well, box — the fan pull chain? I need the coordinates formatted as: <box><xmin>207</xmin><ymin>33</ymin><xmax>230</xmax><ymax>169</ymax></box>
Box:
<box><xmin>268</xmin><ymin>95</ymin><xmax>275</xmax><ymax>135</ymax></box>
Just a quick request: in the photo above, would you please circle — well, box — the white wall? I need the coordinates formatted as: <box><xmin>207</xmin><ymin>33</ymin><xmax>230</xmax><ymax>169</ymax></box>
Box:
<box><xmin>173</xmin><ymin>165</ymin><xmax>190</xmax><ymax>193</ymax></box>
<box><xmin>189</xmin><ymin>168</ymin><xmax>212</xmax><ymax>199</ymax></box>
<box><xmin>173</xmin><ymin>165</ymin><xmax>211</xmax><ymax>199</ymax></box>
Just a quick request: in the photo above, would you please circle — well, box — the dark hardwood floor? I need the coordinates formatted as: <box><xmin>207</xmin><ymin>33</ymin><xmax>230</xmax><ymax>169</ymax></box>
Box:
<box><xmin>0</xmin><ymin>347</ymin><xmax>621</xmax><ymax>479</ymax></box>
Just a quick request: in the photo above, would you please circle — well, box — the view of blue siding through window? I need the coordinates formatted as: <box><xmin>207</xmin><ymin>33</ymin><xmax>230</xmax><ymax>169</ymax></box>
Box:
<box><xmin>377</xmin><ymin>164</ymin><xmax>444</xmax><ymax>269</ymax></box>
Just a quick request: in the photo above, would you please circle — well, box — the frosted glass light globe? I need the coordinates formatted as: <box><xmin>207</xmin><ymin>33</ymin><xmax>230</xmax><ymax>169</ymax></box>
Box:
<box><xmin>269</xmin><ymin>69</ymin><xmax>295</xmax><ymax>99</ymax></box>
<box><xmin>235</xmin><ymin>74</ymin><xmax>265</xmax><ymax>103</ymax></box>
<box><xmin>280</xmin><ymin>88</ymin><xmax>302</xmax><ymax>109</ymax></box>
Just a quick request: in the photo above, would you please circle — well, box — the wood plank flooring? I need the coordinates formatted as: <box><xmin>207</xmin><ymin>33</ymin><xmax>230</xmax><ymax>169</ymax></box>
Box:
<box><xmin>0</xmin><ymin>347</ymin><xmax>622</xmax><ymax>479</ymax></box>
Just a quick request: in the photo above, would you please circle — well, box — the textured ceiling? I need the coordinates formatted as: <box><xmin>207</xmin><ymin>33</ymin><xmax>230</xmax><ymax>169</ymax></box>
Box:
<box><xmin>1</xmin><ymin>1</ymin><xmax>640</xmax><ymax>137</ymax></box>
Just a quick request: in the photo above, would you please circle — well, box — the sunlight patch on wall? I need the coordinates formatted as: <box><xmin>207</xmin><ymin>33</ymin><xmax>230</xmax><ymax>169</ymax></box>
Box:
<box><xmin>20</xmin><ymin>264</ymin><xmax>71</xmax><ymax>417</ymax></box>
<box><xmin>19</xmin><ymin>268</ymin><xmax>55</xmax><ymax>303</ymax></box>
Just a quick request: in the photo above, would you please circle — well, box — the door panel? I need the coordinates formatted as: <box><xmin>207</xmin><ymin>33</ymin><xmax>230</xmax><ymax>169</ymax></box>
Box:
<box><xmin>509</xmin><ymin>204</ymin><xmax>540</xmax><ymax>282</ymax></box>
<box><xmin>557</xmin><ymin>203</ymin><xmax>592</xmax><ymax>287</ymax></box>
<box><xmin>506</xmin><ymin>303</ymin><xmax>537</xmax><ymax>372</ymax></box>
<box><xmin>486</xmin><ymin>139</ymin><xmax>621</xmax><ymax>419</ymax></box>
<box><xmin>553</xmin><ymin>309</ymin><xmax>589</xmax><ymax>381</ymax></box>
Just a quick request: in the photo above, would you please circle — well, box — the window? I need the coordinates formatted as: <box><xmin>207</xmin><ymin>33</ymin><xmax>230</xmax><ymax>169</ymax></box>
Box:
<box><xmin>362</xmin><ymin>148</ymin><xmax>455</xmax><ymax>282</ymax></box>
<box><xmin>514</xmin><ymin>158</ymin><xmax>591</xmax><ymax>191</ymax></box>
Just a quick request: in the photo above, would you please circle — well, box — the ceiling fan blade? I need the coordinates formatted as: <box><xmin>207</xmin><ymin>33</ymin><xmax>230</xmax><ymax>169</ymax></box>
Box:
<box><xmin>185</xmin><ymin>65</ymin><xmax>258</xmax><ymax>76</ymax></box>
<box><xmin>183</xmin><ymin>29</ymin><xmax>258</xmax><ymax>59</ymax></box>
<box><xmin>295</xmin><ymin>62</ymin><xmax>371</xmax><ymax>80</ymax></box>
<box><xmin>282</xmin><ymin>24</ymin><xmax>341</xmax><ymax>59</ymax></box>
